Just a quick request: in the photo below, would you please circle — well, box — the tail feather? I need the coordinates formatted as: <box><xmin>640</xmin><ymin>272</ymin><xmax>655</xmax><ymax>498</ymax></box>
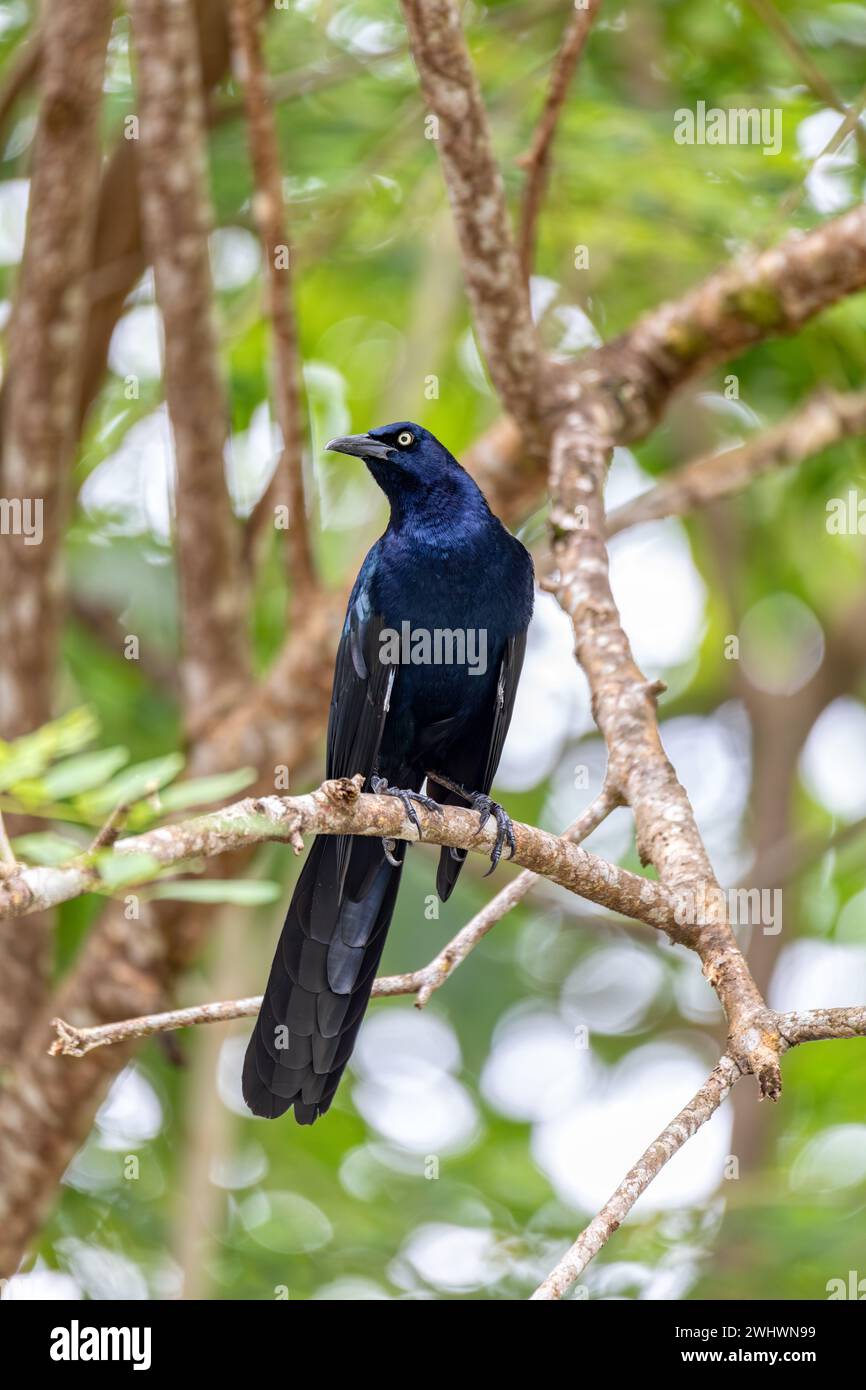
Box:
<box><xmin>243</xmin><ymin>833</ymin><xmax>402</xmax><ymax>1123</ymax></box>
<box><xmin>427</xmin><ymin>778</ymin><xmax>469</xmax><ymax>902</ymax></box>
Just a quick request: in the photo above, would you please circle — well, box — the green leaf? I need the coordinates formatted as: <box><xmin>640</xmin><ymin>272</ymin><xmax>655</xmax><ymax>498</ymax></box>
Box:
<box><xmin>0</xmin><ymin>707</ymin><xmax>100</xmax><ymax>790</ymax></box>
<box><xmin>11</xmin><ymin>831</ymin><xmax>84</xmax><ymax>866</ymax></box>
<box><xmin>79</xmin><ymin>753</ymin><xmax>186</xmax><ymax>816</ymax></box>
<box><xmin>149</xmin><ymin>879</ymin><xmax>282</xmax><ymax>905</ymax></box>
<box><xmin>97</xmin><ymin>850</ymin><xmax>164</xmax><ymax>890</ymax></box>
<box><xmin>157</xmin><ymin>766</ymin><xmax>258</xmax><ymax>813</ymax></box>
<box><xmin>27</xmin><ymin>747</ymin><xmax>130</xmax><ymax>801</ymax></box>
<box><xmin>0</xmin><ymin>746</ymin><xmax>49</xmax><ymax>792</ymax></box>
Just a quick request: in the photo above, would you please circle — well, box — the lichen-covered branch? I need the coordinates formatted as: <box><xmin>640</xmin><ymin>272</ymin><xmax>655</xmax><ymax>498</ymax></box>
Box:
<box><xmin>0</xmin><ymin>777</ymin><xmax>674</xmax><ymax>933</ymax></box>
<box><xmin>547</xmin><ymin>413</ymin><xmax>782</xmax><ymax>1096</ymax></box>
<box><xmin>594</xmin><ymin>204</ymin><xmax>866</xmax><ymax>443</ymax></box>
<box><xmin>778</xmin><ymin>1006</ymin><xmax>866</xmax><ymax>1046</ymax></box>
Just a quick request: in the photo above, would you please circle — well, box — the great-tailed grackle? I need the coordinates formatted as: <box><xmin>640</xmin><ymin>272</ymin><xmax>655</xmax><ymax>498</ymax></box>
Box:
<box><xmin>242</xmin><ymin>422</ymin><xmax>534</xmax><ymax>1123</ymax></box>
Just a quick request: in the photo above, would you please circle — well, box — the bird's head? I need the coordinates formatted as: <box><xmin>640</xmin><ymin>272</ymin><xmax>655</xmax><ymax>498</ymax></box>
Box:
<box><xmin>326</xmin><ymin>421</ymin><xmax>481</xmax><ymax>524</ymax></box>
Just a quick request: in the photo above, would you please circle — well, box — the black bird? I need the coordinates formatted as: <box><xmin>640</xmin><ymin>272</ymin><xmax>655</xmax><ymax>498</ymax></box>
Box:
<box><xmin>242</xmin><ymin>422</ymin><xmax>534</xmax><ymax>1123</ymax></box>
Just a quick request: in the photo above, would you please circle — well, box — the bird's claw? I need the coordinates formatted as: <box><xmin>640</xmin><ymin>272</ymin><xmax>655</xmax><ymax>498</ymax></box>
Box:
<box><xmin>425</xmin><ymin>771</ymin><xmax>515</xmax><ymax>876</ymax></box>
<box><xmin>370</xmin><ymin>776</ymin><xmax>443</xmax><ymax>834</ymax></box>
<box><xmin>470</xmin><ymin>794</ymin><xmax>516</xmax><ymax>875</ymax></box>
<box><xmin>381</xmin><ymin>837</ymin><xmax>401</xmax><ymax>868</ymax></box>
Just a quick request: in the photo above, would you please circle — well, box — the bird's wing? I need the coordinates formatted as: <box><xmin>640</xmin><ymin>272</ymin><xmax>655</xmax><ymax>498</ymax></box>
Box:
<box><xmin>429</xmin><ymin>630</ymin><xmax>527</xmax><ymax>901</ymax></box>
<box><xmin>478</xmin><ymin>629</ymin><xmax>526</xmax><ymax>795</ymax></box>
<box><xmin>326</xmin><ymin>587</ymin><xmax>395</xmax><ymax>782</ymax></box>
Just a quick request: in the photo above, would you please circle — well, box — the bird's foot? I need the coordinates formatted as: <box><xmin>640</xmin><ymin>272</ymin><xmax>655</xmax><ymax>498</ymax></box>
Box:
<box><xmin>370</xmin><ymin>777</ymin><xmax>442</xmax><ymax>866</ymax></box>
<box><xmin>426</xmin><ymin>772</ymin><xmax>516</xmax><ymax>876</ymax></box>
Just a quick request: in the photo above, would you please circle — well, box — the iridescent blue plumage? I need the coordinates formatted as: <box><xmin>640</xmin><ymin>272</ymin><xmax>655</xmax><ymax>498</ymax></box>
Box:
<box><xmin>243</xmin><ymin>422</ymin><xmax>534</xmax><ymax>1122</ymax></box>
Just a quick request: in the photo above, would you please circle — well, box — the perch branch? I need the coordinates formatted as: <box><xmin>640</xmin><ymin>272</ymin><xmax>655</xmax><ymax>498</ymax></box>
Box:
<box><xmin>48</xmin><ymin>783</ymin><xmax>624</xmax><ymax>1057</ymax></box>
<box><xmin>0</xmin><ymin>778</ymin><xmax>674</xmax><ymax>933</ymax></box>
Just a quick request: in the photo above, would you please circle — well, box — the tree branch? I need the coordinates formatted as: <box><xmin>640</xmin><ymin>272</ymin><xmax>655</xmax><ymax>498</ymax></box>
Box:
<box><xmin>547</xmin><ymin>413</ymin><xmax>782</xmax><ymax>1095</ymax></box>
<box><xmin>533</xmin><ymin>1004</ymin><xmax>866</xmax><ymax>1298</ymax></box>
<box><xmin>532</xmin><ymin>1054</ymin><xmax>742</xmax><ymax>1299</ymax></box>
<box><xmin>0</xmin><ymin>0</ymin><xmax>113</xmax><ymax>736</ymax></box>
<box><xmin>0</xmin><ymin>0</ymin><xmax>113</xmax><ymax>1066</ymax></box>
<box><xmin>77</xmin><ymin>0</ymin><xmax>260</xmax><ymax>433</ymax></box>
<box><xmin>0</xmin><ymin>777</ymin><xmax>674</xmax><ymax>933</ymax></box>
<box><xmin>589</xmin><ymin>204</ymin><xmax>866</xmax><ymax>444</ymax></box>
<box><xmin>399</xmin><ymin>0</ymin><xmax>543</xmax><ymax>433</ymax></box>
<box><xmin>130</xmin><ymin>0</ymin><xmax>252</xmax><ymax>735</ymax></box>
<box><xmin>49</xmin><ymin>996</ymin><xmax>265</xmax><ymax>1058</ymax></box>
<box><xmin>0</xmin><ymin>35</ymin><xmax>40</xmax><ymax>144</ymax></box>
<box><xmin>47</xmin><ymin>783</ymin><xmax>623</xmax><ymax>1058</ymax></box>
<box><xmin>229</xmin><ymin>0</ymin><xmax>316</xmax><ymax>609</ymax></box>
<box><xmin>517</xmin><ymin>0</ymin><xmax>603</xmax><ymax>282</ymax></box>
<box><xmin>606</xmin><ymin>387</ymin><xmax>866</xmax><ymax>536</ymax></box>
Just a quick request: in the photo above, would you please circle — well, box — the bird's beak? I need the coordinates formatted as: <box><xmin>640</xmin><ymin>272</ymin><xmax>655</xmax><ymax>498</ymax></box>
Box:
<box><xmin>325</xmin><ymin>433</ymin><xmax>394</xmax><ymax>462</ymax></box>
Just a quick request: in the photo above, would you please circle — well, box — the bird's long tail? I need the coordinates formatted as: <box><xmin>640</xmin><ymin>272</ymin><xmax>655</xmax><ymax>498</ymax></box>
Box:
<box><xmin>242</xmin><ymin>833</ymin><xmax>403</xmax><ymax>1123</ymax></box>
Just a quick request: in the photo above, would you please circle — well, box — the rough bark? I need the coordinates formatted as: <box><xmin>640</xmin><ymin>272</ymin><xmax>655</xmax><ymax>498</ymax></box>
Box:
<box><xmin>130</xmin><ymin>0</ymin><xmax>251</xmax><ymax>734</ymax></box>
<box><xmin>0</xmin><ymin>0</ymin><xmax>113</xmax><ymax>1067</ymax></box>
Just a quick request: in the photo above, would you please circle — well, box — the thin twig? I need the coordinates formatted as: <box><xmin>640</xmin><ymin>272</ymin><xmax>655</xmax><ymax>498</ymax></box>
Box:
<box><xmin>517</xmin><ymin>0</ymin><xmax>603</xmax><ymax>282</ymax></box>
<box><xmin>533</xmin><ymin>1003</ymin><xmax>866</xmax><ymax>1298</ymax></box>
<box><xmin>532</xmin><ymin>1055</ymin><xmax>742</xmax><ymax>1298</ymax></box>
<box><xmin>381</xmin><ymin>781</ymin><xmax>622</xmax><ymax>1005</ymax></box>
<box><xmin>745</xmin><ymin>0</ymin><xmax>866</xmax><ymax>159</ymax></box>
<box><xmin>770</xmin><ymin>83</ymin><xmax>866</xmax><ymax>236</ymax></box>
<box><xmin>87</xmin><ymin>801</ymin><xmax>130</xmax><ymax>854</ymax></box>
<box><xmin>0</xmin><ymin>811</ymin><xmax>17</xmax><ymax>872</ymax></box>
<box><xmin>0</xmin><ymin>35</ymin><xmax>40</xmax><ymax>142</ymax></box>
<box><xmin>606</xmin><ymin>387</ymin><xmax>866</xmax><ymax>536</ymax></box>
<box><xmin>49</xmin><ymin>997</ymin><xmax>264</xmax><ymax>1057</ymax></box>
<box><xmin>229</xmin><ymin>0</ymin><xmax>316</xmax><ymax>609</ymax></box>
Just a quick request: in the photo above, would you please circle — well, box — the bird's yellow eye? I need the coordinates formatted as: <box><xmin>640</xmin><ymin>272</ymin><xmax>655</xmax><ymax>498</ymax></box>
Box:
<box><xmin>397</xmin><ymin>430</ymin><xmax>414</xmax><ymax>447</ymax></box>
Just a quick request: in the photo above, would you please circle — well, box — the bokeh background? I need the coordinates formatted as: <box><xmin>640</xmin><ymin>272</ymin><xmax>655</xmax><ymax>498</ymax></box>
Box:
<box><xmin>2</xmin><ymin>0</ymin><xmax>866</xmax><ymax>1300</ymax></box>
